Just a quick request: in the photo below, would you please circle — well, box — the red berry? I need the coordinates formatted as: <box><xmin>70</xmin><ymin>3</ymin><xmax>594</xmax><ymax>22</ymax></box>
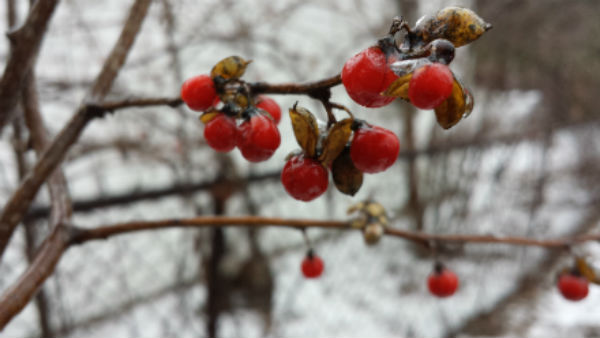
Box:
<box><xmin>342</xmin><ymin>46</ymin><xmax>398</xmax><ymax>108</ymax></box>
<box><xmin>204</xmin><ymin>114</ymin><xmax>237</xmax><ymax>152</ymax></box>
<box><xmin>557</xmin><ymin>273</ymin><xmax>589</xmax><ymax>301</ymax></box>
<box><xmin>281</xmin><ymin>155</ymin><xmax>328</xmax><ymax>201</ymax></box>
<box><xmin>237</xmin><ymin>113</ymin><xmax>281</xmax><ymax>162</ymax></box>
<box><xmin>256</xmin><ymin>96</ymin><xmax>281</xmax><ymax>124</ymax></box>
<box><xmin>181</xmin><ymin>74</ymin><xmax>218</xmax><ymax>111</ymax></box>
<box><xmin>428</xmin><ymin>267</ymin><xmax>459</xmax><ymax>298</ymax></box>
<box><xmin>350</xmin><ymin>124</ymin><xmax>400</xmax><ymax>173</ymax></box>
<box><xmin>408</xmin><ymin>63</ymin><xmax>453</xmax><ymax>109</ymax></box>
<box><xmin>301</xmin><ymin>253</ymin><xmax>324</xmax><ymax>278</ymax></box>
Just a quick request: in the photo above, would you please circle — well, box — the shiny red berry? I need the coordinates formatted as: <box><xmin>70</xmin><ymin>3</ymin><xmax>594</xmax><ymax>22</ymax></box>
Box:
<box><xmin>281</xmin><ymin>155</ymin><xmax>328</xmax><ymax>201</ymax></box>
<box><xmin>181</xmin><ymin>74</ymin><xmax>218</xmax><ymax>111</ymax></box>
<box><xmin>428</xmin><ymin>266</ymin><xmax>459</xmax><ymax>298</ymax></box>
<box><xmin>301</xmin><ymin>253</ymin><xmax>324</xmax><ymax>278</ymax></box>
<box><xmin>256</xmin><ymin>96</ymin><xmax>281</xmax><ymax>124</ymax></box>
<box><xmin>237</xmin><ymin>114</ymin><xmax>281</xmax><ymax>162</ymax></box>
<box><xmin>557</xmin><ymin>273</ymin><xmax>589</xmax><ymax>301</ymax></box>
<box><xmin>350</xmin><ymin>124</ymin><xmax>400</xmax><ymax>173</ymax></box>
<box><xmin>408</xmin><ymin>63</ymin><xmax>453</xmax><ymax>109</ymax></box>
<box><xmin>342</xmin><ymin>46</ymin><xmax>398</xmax><ymax>108</ymax></box>
<box><xmin>203</xmin><ymin>114</ymin><xmax>237</xmax><ymax>152</ymax></box>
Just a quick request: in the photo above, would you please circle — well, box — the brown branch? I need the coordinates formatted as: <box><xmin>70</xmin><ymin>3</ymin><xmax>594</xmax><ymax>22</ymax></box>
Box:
<box><xmin>0</xmin><ymin>0</ymin><xmax>60</xmax><ymax>131</ymax></box>
<box><xmin>0</xmin><ymin>0</ymin><xmax>151</xmax><ymax>259</ymax></box>
<box><xmin>25</xmin><ymin>171</ymin><xmax>281</xmax><ymax>220</ymax></box>
<box><xmin>68</xmin><ymin>215</ymin><xmax>599</xmax><ymax>249</ymax></box>
<box><xmin>250</xmin><ymin>73</ymin><xmax>342</xmax><ymax>95</ymax></box>
<box><xmin>0</xmin><ymin>0</ymin><xmax>152</xmax><ymax>329</ymax></box>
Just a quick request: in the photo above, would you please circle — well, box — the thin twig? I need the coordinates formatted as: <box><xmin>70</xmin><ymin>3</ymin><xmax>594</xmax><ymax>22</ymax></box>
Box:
<box><xmin>68</xmin><ymin>215</ymin><xmax>598</xmax><ymax>249</ymax></box>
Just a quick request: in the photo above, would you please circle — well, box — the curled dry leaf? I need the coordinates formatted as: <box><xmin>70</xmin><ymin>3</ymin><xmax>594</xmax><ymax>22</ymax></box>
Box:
<box><xmin>199</xmin><ymin>108</ymin><xmax>221</xmax><ymax>124</ymax></box>
<box><xmin>413</xmin><ymin>6</ymin><xmax>492</xmax><ymax>48</ymax></box>
<box><xmin>575</xmin><ymin>257</ymin><xmax>600</xmax><ymax>285</ymax></box>
<box><xmin>289</xmin><ymin>104</ymin><xmax>319</xmax><ymax>158</ymax></box>
<box><xmin>211</xmin><ymin>55</ymin><xmax>252</xmax><ymax>80</ymax></box>
<box><xmin>318</xmin><ymin>118</ymin><xmax>353</xmax><ymax>167</ymax></box>
<box><xmin>381</xmin><ymin>72</ymin><xmax>413</xmax><ymax>100</ymax></box>
<box><xmin>434</xmin><ymin>75</ymin><xmax>473</xmax><ymax>129</ymax></box>
<box><xmin>332</xmin><ymin>147</ymin><xmax>363</xmax><ymax>196</ymax></box>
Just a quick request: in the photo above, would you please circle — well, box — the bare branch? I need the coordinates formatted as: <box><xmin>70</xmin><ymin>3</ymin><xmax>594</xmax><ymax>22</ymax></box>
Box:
<box><xmin>68</xmin><ymin>215</ymin><xmax>599</xmax><ymax>249</ymax></box>
<box><xmin>0</xmin><ymin>0</ymin><xmax>60</xmax><ymax>131</ymax></box>
<box><xmin>0</xmin><ymin>0</ymin><xmax>152</xmax><ymax>258</ymax></box>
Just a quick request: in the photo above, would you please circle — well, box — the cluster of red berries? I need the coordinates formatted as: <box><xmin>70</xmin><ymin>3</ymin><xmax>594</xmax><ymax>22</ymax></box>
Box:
<box><xmin>181</xmin><ymin>67</ymin><xmax>282</xmax><ymax>162</ymax></box>
<box><xmin>342</xmin><ymin>43</ymin><xmax>454</xmax><ymax>111</ymax></box>
<box><xmin>281</xmin><ymin>119</ymin><xmax>400</xmax><ymax>202</ymax></box>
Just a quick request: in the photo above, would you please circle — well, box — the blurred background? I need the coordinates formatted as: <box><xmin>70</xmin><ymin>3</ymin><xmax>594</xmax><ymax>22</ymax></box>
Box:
<box><xmin>0</xmin><ymin>0</ymin><xmax>599</xmax><ymax>337</ymax></box>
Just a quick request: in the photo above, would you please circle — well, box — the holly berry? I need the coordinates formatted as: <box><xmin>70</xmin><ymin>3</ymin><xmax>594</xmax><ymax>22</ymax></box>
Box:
<box><xmin>342</xmin><ymin>46</ymin><xmax>398</xmax><ymax>108</ymax></box>
<box><xmin>181</xmin><ymin>74</ymin><xmax>218</xmax><ymax>111</ymax></box>
<box><xmin>256</xmin><ymin>96</ymin><xmax>281</xmax><ymax>124</ymax></box>
<box><xmin>301</xmin><ymin>252</ymin><xmax>324</xmax><ymax>278</ymax></box>
<box><xmin>281</xmin><ymin>154</ymin><xmax>328</xmax><ymax>201</ymax></box>
<box><xmin>203</xmin><ymin>114</ymin><xmax>238</xmax><ymax>152</ymax></box>
<box><xmin>350</xmin><ymin>123</ymin><xmax>400</xmax><ymax>173</ymax></box>
<box><xmin>408</xmin><ymin>63</ymin><xmax>453</xmax><ymax>109</ymax></box>
<box><xmin>428</xmin><ymin>265</ymin><xmax>459</xmax><ymax>298</ymax></box>
<box><xmin>557</xmin><ymin>273</ymin><xmax>589</xmax><ymax>301</ymax></box>
<box><xmin>237</xmin><ymin>113</ymin><xmax>281</xmax><ymax>162</ymax></box>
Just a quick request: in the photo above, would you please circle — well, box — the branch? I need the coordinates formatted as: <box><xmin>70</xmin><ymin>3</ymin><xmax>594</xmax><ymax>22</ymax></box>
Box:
<box><xmin>0</xmin><ymin>0</ymin><xmax>151</xmax><ymax>258</ymax></box>
<box><xmin>0</xmin><ymin>0</ymin><xmax>152</xmax><ymax>329</ymax></box>
<box><xmin>78</xmin><ymin>73</ymin><xmax>343</xmax><ymax>115</ymax></box>
<box><xmin>0</xmin><ymin>0</ymin><xmax>60</xmax><ymax>131</ymax></box>
<box><xmin>26</xmin><ymin>171</ymin><xmax>281</xmax><ymax>220</ymax></box>
<box><xmin>68</xmin><ymin>215</ymin><xmax>598</xmax><ymax>249</ymax></box>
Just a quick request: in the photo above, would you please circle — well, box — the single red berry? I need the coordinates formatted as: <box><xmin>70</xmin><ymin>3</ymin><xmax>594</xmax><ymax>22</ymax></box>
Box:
<box><xmin>342</xmin><ymin>46</ymin><xmax>398</xmax><ymax>108</ymax></box>
<box><xmin>408</xmin><ymin>63</ymin><xmax>454</xmax><ymax>109</ymax></box>
<box><xmin>237</xmin><ymin>113</ymin><xmax>281</xmax><ymax>162</ymax></box>
<box><xmin>203</xmin><ymin>114</ymin><xmax>237</xmax><ymax>152</ymax></box>
<box><xmin>281</xmin><ymin>155</ymin><xmax>328</xmax><ymax>201</ymax></box>
<box><xmin>181</xmin><ymin>74</ymin><xmax>218</xmax><ymax>111</ymax></box>
<box><xmin>256</xmin><ymin>96</ymin><xmax>281</xmax><ymax>124</ymax></box>
<box><xmin>557</xmin><ymin>273</ymin><xmax>589</xmax><ymax>301</ymax></box>
<box><xmin>428</xmin><ymin>266</ymin><xmax>459</xmax><ymax>298</ymax></box>
<box><xmin>301</xmin><ymin>253</ymin><xmax>324</xmax><ymax>278</ymax></box>
<box><xmin>350</xmin><ymin>124</ymin><xmax>400</xmax><ymax>173</ymax></box>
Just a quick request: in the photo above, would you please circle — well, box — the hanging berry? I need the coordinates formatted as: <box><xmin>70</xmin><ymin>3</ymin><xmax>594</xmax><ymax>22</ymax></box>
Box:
<box><xmin>181</xmin><ymin>74</ymin><xmax>218</xmax><ymax>111</ymax></box>
<box><xmin>237</xmin><ymin>110</ymin><xmax>281</xmax><ymax>162</ymax></box>
<box><xmin>281</xmin><ymin>154</ymin><xmax>329</xmax><ymax>202</ymax></box>
<box><xmin>301</xmin><ymin>251</ymin><xmax>325</xmax><ymax>279</ymax></box>
<box><xmin>557</xmin><ymin>272</ymin><xmax>589</xmax><ymax>301</ymax></box>
<box><xmin>350</xmin><ymin>122</ymin><xmax>400</xmax><ymax>173</ymax></box>
<box><xmin>408</xmin><ymin>63</ymin><xmax>454</xmax><ymax>110</ymax></box>
<box><xmin>203</xmin><ymin>114</ymin><xmax>238</xmax><ymax>152</ymax></box>
<box><xmin>342</xmin><ymin>46</ymin><xmax>398</xmax><ymax>108</ymax></box>
<box><xmin>428</xmin><ymin>264</ymin><xmax>459</xmax><ymax>298</ymax></box>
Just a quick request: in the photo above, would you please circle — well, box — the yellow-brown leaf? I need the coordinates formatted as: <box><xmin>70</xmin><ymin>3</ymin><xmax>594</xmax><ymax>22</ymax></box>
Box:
<box><xmin>414</xmin><ymin>6</ymin><xmax>491</xmax><ymax>48</ymax></box>
<box><xmin>289</xmin><ymin>105</ymin><xmax>319</xmax><ymax>158</ymax></box>
<box><xmin>211</xmin><ymin>56</ymin><xmax>252</xmax><ymax>80</ymax></box>
<box><xmin>318</xmin><ymin>118</ymin><xmax>353</xmax><ymax>167</ymax></box>
<box><xmin>434</xmin><ymin>76</ymin><xmax>470</xmax><ymax>129</ymax></box>
<box><xmin>381</xmin><ymin>73</ymin><xmax>412</xmax><ymax>99</ymax></box>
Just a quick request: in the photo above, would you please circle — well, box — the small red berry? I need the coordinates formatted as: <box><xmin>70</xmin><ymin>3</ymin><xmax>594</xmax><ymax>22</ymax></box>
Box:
<box><xmin>203</xmin><ymin>114</ymin><xmax>238</xmax><ymax>152</ymax></box>
<box><xmin>342</xmin><ymin>46</ymin><xmax>398</xmax><ymax>108</ymax></box>
<box><xmin>408</xmin><ymin>63</ymin><xmax>454</xmax><ymax>109</ymax></box>
<box><xmin>301</xmin><ymin>253</ymin><xmax>324</xmax><ymax>278</ymax></box>
<box><xmin>281</xmin><ymin>155</ymin><xmax>328</xmax><ymax>201</ymax></box>
<box><xmin>256</xmin><ymin>96</ymin><xmax>281</xmax><ymax>124</ymax></box>
<box><xmin>428</xmin><ymin>266</ymin><xmax>459</xmax><ymax>298</ymax></box>
<box><xmin>237</xmin><ymin>113</ymin><xmax>281</xmax><ymax>162</ymax></box>
<box><xmin>557</xmin><ymin>273</ymin><xmax>589</xmax><ymax>301</ymax></box>
<box><xmin>350</xmin><ymin>124</ymin><xmax>400</xmax><ymax>173</ymax></box>
<box><xmin>181</xmin><ymin>74</ymin><xmax>218</xmax><ymax>111</ymax></box>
